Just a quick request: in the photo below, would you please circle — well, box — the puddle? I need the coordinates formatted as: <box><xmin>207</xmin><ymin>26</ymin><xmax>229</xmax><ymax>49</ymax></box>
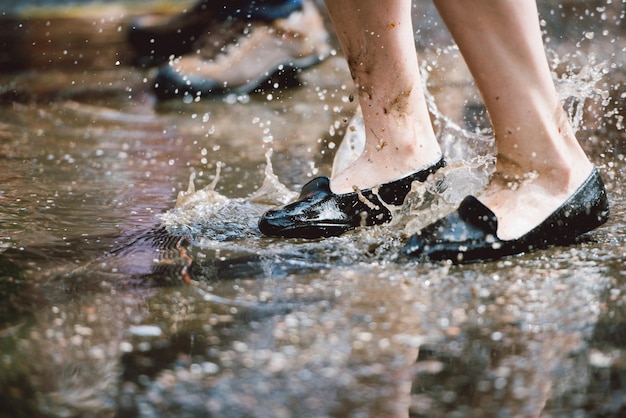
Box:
<box><xmin>0</xmin><ymin>1</ymin><xmax>625</xmax><ymax>417</ymax></box>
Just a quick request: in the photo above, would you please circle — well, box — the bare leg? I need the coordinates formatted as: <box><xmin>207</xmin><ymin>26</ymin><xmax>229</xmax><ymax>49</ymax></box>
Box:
<box><xmin>434</xmin><ymin>0</ymin><xmax>594</xmax><ymax>239</ymax></box>
<box><xmin>324</xmin><ymin>0</ymin><xmax>442</xmax><ymax>194</ymax></box>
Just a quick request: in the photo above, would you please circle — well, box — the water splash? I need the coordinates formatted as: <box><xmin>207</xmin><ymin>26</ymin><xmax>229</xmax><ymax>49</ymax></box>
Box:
<box><xmin>331</xmin><ymin>108</ymin><xmax>364</xmax><ymax>177</ymax></box>
<box><xmin>421</xmin><ymin>45</ymin><xmax>495</xmax><ymax>163</ymax></box>
<box><xmin>552</xmin><ymin>53</ymin><xmax>614</xmax><ymax>133</ymax></box>
<box><xmin>173</xmin><ymin>163</ymin><xmax>227</xmax><ymax>210</ymax></box>
<box><xmin>248</xmin><ymin>149</ymin><xmax>298</xmax><ymax>205</ymax></box>
<box><xmin>159</xmin><ymin>150</ymin><xmax>296</xmax><ymax>243</ymax></box>
<box><xmin>159</xmin><ymin>41</ymin><xmax>614</xmax><ymax>256</ymax></box>
<box><xmin>160</xmin><ymin>165</ymin><xmax>257</xmax><ymax>240</ymax></box>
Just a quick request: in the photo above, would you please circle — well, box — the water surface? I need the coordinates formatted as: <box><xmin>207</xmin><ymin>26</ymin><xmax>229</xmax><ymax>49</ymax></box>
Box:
<box><xmin>0</xmin><ymin>1</ymin><xmax>625</xmax><ymax>417</ymax></box>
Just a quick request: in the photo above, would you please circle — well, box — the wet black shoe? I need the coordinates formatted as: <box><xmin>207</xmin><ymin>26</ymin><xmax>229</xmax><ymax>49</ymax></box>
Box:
<box><xmin>403</xmin><ymin>166</ymin><xmax>610</xmax><ymax>263</ymax></box>
<box><xmin>153</xmin><ymin>0</ymin><xmax>330</xmax><ymax>99</ymax></box>
<box><xmin>258</xmin><ymin>157</ymin><xmax>446</xmax><ymax>239</ymax></box>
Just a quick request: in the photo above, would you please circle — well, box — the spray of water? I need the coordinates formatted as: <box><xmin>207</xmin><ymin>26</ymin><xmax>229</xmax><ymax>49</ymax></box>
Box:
<box><xmin>552</xmin><ymin>52</ymin><xmax>617</xmax><ymax>133</ymax></box>
<box><xmin>248</xmin><ymin>149</ymin><xmax>299</xmax><ymax>205</ymax></box>
<box><xmin>159</xmin><ymin>39</ymin><xmax>614</xmax><ymax>256</ymax></box>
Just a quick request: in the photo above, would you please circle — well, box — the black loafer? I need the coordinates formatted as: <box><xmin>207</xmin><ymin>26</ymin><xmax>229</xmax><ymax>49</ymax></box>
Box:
<box><xmin>403</xmin><ymin>166</ymin><xmax>610</xmax><ymax>263</ymax></box>
<box><xmin>258</xmin><ymin>157</ymin><xmax>446</xmax><ymax>238</ymax></box>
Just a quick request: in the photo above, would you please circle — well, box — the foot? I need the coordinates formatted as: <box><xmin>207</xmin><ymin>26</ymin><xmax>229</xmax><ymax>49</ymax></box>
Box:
<box><xmin>403</xmin><ymin>165</ymin><xmax>609</xmax><ymax>263</ymax></box>
<box><xmin>330</xmin><ymin>149</ymin><xmax>443</xmax><ymax>195</ymax></box>
<box><xmin>478</xmin><ymin>159</ymin><xmax>595</xmax><ymax>240</ymax></box>
<box><xmin>153</xmin><ymin>0</ymin><xmax>330</xmax><ymax>99</ymax></box>
<box><xmin>329</xmin><ymin>115</ymin><xmax>443</xmax><ymax>194</ymax></box>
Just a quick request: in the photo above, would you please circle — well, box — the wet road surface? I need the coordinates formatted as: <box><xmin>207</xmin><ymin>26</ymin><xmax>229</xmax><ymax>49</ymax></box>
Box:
<box><xmin>0</xmin><ymin>1</ymin><xmax>625</xmax><ymax>417</ymax></box>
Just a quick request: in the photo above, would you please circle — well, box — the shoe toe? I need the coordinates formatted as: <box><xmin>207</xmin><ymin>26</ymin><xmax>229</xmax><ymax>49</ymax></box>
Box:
<box><xmin>403</xmin><ymin>196</ymin><xmax>501</xmax><ymax>262</ymax></box>
<box><xmin>403</xmin><ymin>215</ymin><xmax>462</xmax><ymax>259</ymax></box>
<box><xmin>258</xmin><ymin>207</ymin><xmax>292</xmax><ymax>235</ymax></box>
<box><xmin>259</xmin><ymin>197</ymin><xmax>353</xmax><ymax>239</ymax></box>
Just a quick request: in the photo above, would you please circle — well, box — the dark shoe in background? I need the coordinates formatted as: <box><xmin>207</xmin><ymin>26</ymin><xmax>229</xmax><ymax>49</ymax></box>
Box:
<box><xmin>129</xmin><ymin>0</ymin><xmax>330</xmax><ymax>100</ymax></box>
<box><xmin>128</xmin><ymin>0</ymin><xmax>228</xmax><ymax>68</ymax></box>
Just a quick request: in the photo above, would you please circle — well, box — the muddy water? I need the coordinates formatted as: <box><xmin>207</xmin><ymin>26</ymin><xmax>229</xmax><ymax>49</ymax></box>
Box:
<box><xmin>1</xmin><ymin>1</ymin><xmax>626</xmax><ymax>417</ymax></box>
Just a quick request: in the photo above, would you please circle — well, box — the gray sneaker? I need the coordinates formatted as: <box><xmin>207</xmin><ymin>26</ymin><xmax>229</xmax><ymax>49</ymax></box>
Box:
<box><xmin>128</xmin><ymin>0</ymin><xmax>226</xmax><ymax>68</ymax></box>
<box><xmin>153</xmin><ymin>0</ymin><xmax>330</xmax><ymax>100</ymax></box>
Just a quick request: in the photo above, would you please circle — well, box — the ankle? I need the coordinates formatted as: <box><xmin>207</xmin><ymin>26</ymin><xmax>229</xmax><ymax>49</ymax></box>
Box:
<box><xmin>493</xmin><ymin>153</ymin><xmax>593</xmax><ymax>200</ymax></box>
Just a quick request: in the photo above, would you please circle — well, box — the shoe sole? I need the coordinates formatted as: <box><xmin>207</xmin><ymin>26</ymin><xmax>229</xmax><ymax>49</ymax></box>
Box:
<box><xmin>153</xmin><ymin>53</ymin><xmax>325</xmax><ymax>100</ymax></box>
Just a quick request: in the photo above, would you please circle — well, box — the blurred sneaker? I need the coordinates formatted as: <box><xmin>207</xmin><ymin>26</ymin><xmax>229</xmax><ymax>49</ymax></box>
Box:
<box><xmin>128</xmin><ymin>0</ymin><xmax>226</xmax><ymax>68</ymax></box>
<box><xmin>152</xmin><ymin>0</ymin><xmax>330</xmax><ymax>100</ymax></box>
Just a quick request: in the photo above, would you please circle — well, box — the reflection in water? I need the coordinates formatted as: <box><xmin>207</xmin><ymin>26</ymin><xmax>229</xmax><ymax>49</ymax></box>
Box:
<box><xmin>410</xmin><ymin>260</ymin><xmax>615</xmax><ymax>417</ymax></box>
<box><xmin>0</xmin><ymin>0</ymin><xmax>625</xmax><ymax>416</ymax></box>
